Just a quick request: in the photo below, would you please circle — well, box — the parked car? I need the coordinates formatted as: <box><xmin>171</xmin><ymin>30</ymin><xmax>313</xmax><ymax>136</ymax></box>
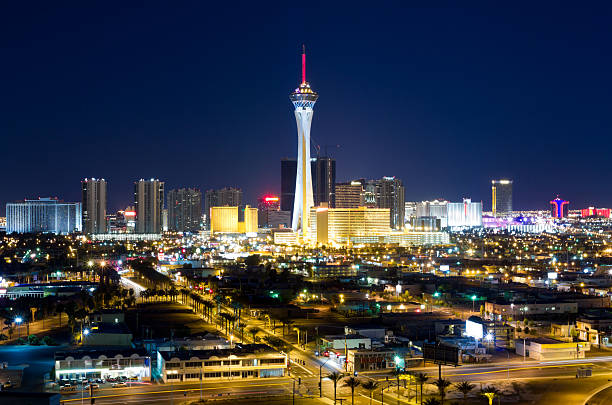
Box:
<box><xmin>129</xmin><ymin>376</ymin><xmax>139</xmax><ymax>381</ymax></box>
<box><xmin>60</xmin><ymin>385</ymin><xmax>77</xmax><ymax>393</ymax></box>
<box><xmin>84</xmin><ymin>383</ymin><xmax>99</xmax><ymax>391</ymax></box>
<box><xmin>111</xmin><ymin>382</ymin><xmax>128</xmax><ymax>388</ymax></box>
<box><xmin>2</xmin><ymin>381</ymin><xmax>12</xmax><ymax>389</ymax></box>
<box><xmin>94</xmin><ymin>378</ymin><xmax>104</xmax><ymax>384</ymax></box>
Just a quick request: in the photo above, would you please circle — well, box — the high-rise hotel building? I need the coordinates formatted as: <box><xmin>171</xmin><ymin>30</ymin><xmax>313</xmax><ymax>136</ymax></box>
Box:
<box><xmin>167</xmin><ymin>188</ymin><xmax>201</xmax><ymax>233</ymax></box>
<box><xmin>491</xmin><ymin>179</ymin><xmax>513</xmax><ymax>216</ymax></box>
<box><xmin>6</xmin><ymin>197</ymin><xmax>81</xmax><ymax>234</ymax></box>
<box><xmin>134</xmin><ymin>179</ymin><xmax>164</xmax><ymax>234</ymax></box>
<box><xmin>82</xmin><ymin>178</ymin><xmax>107</xmax><ymax>234</ymax></box>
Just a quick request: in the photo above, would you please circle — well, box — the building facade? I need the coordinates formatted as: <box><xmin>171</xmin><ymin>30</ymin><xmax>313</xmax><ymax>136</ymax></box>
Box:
<box><xmin>308</xmin><ymin>206</ymin><xmax>391</xmax><ymax>246</ymax></box>
<box><xmin>81</xmin><ymin>178</ymin><xmax>107</xmax><ymax>234</ymax></box>
<box><xmin>336</xmin><ymin>181</ymin><xmax>364</xmax><ymax>208</ymax></box>
<box><xmin>157</xmin><ymin>344</ymin><xmax>287</xmax><ymax>383</ymax></box>
<box><xmin>6</xmin><ymin>198</ymin><xmax>81</xmax><ymax>234</ymax></box>
<box><xmin>204</xmin><ymin>187</ymin><xmax>242</xmax><ymax>226</ymax></box>
<box><xmin>447</xmin><ymin>198</ymin><xmax>483</xmax><ymax>227</ymax></box>
<box><xmin>377</xmin><ymin>177</ymin><xmax>405</xmax><ymax>229</ymax></box>
<box><xmin>167</xmin><ymin>188</ymin><xmax>202</xmax><ymax>232</ymax></box>
<box><xmin>491</xmin><ymin>179</ymin><xmax>513</xmax><ymax>216</ymax></box>
<box><xmin>312</xmin><ymin>157</ymin><xmax>336</xmax><ymax>208</ymax></box>
<box><xmin>54</xmin><ymin>349</ymin><xmax>151</xmax><ymax>381</ymax></box>
<box><xmin>134</xmin><ymin>179</ymin><xmax>164</xmax><ymax>234</ymax></box>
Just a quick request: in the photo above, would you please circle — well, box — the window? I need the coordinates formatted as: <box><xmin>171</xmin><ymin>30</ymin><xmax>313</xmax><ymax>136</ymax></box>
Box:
<box><xmin>223</xmin><ymin>360</ymin><xmax>240</xmax><ymax>366</ymax></box>
<box><xmin>242</xmin><ymin>359</ymin><xmax>253</xmax><ymax>366</ymax></box>
<box><xmin>166</xmin><ymin>362</ymin><xmax>181</xmax><ymax>369</ymax></box>
<box><xmin>167</xmin><ymin>374</ymin><xmax>180</xmax><ymax>380</ymax></box>
<box><xmin>204</xmin><ymin>361</ymin><xmax>222</xmax><ymax>367</ymax></box>
<box><xmin>259</xmin><ymin>358</ymin><xmax>285</xmax><ymax>365</ymax></box>
<box><xmin>185</xmin><ymin>362</ymin><xmax>202</xmax><ymax>368</ymax></box>
<box><xmin>204</xmin><ymin>372</ymin><xmax>222</xmax><ymax>378</ymax></box>
<box><xmin>185</xmin><ymin>373</ymin><xmax>200</xmax><ymax>379</ymax></box>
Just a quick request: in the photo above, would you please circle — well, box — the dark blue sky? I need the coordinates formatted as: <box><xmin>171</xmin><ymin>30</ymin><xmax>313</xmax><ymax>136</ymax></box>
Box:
<box><xmin>1</xmin><ymin>2</ymin><xmax>611</xmax><ymax>213</ymax></box>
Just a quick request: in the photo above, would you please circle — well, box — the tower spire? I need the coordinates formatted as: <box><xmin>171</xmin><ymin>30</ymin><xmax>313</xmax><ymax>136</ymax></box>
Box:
<box><xmin>301</xmin><ymin>44</ymin><xmax>306</xmax><ymax>84</ymax></box>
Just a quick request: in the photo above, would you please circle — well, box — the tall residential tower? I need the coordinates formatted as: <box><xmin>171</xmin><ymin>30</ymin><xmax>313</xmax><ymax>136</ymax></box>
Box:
<box><xmin>81</xmin><ymin>178</ymin><xmax>107</xmax><ymax>234</ymax></box>
<box><xmin>290</xmin><ymin>46</ymin><xmax>318</xmax><ymax>233</ymax></box>
<box><xmin>134</xmin><ymin>179</ymin><xmax>164</xmax><ymax>234</ymax></box>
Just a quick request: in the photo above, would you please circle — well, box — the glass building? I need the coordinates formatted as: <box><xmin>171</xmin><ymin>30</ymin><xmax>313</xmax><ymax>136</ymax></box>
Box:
<box><xmin>491</xmin><ymin>179</ymin><xmax>513</xmax><ymax>216</ymax></box>
<box><xmin>6</xmin><ymin>197</ymin><xmax>82</xmax><ymax>234</ymax></box>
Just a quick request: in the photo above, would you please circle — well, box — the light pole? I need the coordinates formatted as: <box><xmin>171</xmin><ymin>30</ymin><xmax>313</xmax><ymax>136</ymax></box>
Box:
<box><xmin>15</xmin><ymin>317</ymin><xmax>22</xmax><ymax>339</ymax></box>
<box><xmin>471</xmin><ymin>295</ymin><xmax>477</xmax><ymax>313</ymax></box>
<box><xmin>319</xmin><ymin>357</ymin><xmax>331</xmax><ymax>398</ymax></box>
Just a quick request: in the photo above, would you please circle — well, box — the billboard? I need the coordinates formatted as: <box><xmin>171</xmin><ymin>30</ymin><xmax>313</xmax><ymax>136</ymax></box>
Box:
<box><xmin>422</xmin><ymin>343</ymin><xmax>459</xmax><ymax>366</ymax></box>
<box><xmin>465</xmin><ymin>319</ymin><xmax>484</xmax><ymax>339</ymax></box>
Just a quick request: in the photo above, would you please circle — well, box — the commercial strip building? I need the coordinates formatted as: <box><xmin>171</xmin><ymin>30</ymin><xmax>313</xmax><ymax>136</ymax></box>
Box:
<box><xmin>156</xmin><ymin>344</ymin><xmax>287</xmax><ymax>383</ymax></box>
<box><xmin>6</xmin><ymin>198</ymin><xmax>82</xmax><ymax>234</ymax></box>
<box><xmin>515</xmin><ymin>338</ymin><xmax>590</xmax><ymax>361</ymax></box>
<box><xmin>54</xmin><ymin>349</ymin><xmax>152</xmax><ymax>381</ymax></box>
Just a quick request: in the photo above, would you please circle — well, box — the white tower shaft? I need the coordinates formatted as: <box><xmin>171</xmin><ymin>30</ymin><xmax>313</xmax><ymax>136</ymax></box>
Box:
<box><xmin>292</xmin><ymin>107</ymin><xmax>315</xmax><ymax>232</ymax></box>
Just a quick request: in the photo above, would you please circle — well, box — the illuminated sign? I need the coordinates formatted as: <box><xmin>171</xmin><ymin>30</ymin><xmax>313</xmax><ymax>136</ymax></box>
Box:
<box><xmin>465</xmin><ymin>319</ymin><xmax>484</xmax><ymax>339</ymax></box>
<box><xmin>548</xmin><ymin>272</ymin><xmax>558</xmax><ymax>280</ymax></box>
<box><xmin>264</xmin><ymin>196</ymin><xmax>279</xmax><ymax>202</ymax></box>
<box><xmin>124</xmin><ymin>211</ymin><xmax>136</xmax><ymax>217</ymax></box>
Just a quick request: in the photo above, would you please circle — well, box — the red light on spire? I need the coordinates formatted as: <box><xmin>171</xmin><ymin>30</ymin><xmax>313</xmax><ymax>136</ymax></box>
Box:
<box><xmin>301</xmin><ymin>44</ymin><xmax>306</xmax><ymax>84</ymax></box>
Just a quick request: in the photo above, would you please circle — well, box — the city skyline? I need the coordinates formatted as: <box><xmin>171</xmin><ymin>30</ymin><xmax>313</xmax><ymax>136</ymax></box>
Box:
<box><xmin>2</xmin><ymin>4</ymin><xmax>612</xmax><ymax>213</ymax></box>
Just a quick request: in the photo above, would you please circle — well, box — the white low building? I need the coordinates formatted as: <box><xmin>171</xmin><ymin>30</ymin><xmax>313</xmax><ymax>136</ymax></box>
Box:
<box><xmin>54</xmin><ymin>349</ymin><xmax>151</xmax><ymax>381</ymax></box>
<box><xmin>157</xmin><ymin>344</ymin><xmax>287</xmax><ymax>383</ymax></box>
<box><xmin>515</xmin><ymin>338</ymin><xmax>590</xmax><ymax>361</ymax></box>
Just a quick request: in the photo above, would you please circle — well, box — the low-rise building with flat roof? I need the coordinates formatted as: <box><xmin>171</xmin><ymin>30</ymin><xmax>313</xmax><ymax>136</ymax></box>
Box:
<box><xmin>157</xmin><ymin>344</ymin><xmax>287</xmax><ymax>383</ymax></box>
<box><xmin>54</xmin><ymin>349</ymin><xmax>151</xmax><ymax>381</ymax></box>
<box><xmin>515</xmin><ymin>338</ymin><xmax>590</xmax><ymax>361</ymax></box>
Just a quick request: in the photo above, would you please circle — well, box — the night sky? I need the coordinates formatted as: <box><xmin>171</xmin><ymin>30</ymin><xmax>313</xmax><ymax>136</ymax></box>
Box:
<box><xmin>2</xmin><ymin>2</ymin><xmax>611</xmax><ymax>214</ymax></box>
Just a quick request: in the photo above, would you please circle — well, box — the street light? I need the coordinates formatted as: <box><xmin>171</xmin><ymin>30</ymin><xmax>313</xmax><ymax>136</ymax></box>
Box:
<box><xmin>15</xmin><ymin>317</ymin><xmax>22</xmax><ymax>339</ymax></box>
<box><xmin>471</xmin><ymin>295</ymin><xmax>477</xmax><ymax>312</ymax></box>
<box><xmin>319</xmin><ymin>357</ymin><xmax>331</xmax><ymax>398</ymax></box>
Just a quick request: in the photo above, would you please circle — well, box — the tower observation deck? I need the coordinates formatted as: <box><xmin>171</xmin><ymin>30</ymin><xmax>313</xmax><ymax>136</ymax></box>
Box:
<box><xmin>290</xmin><ymin>46</ymin><xmax>318</xmax><ymax>234</ymax></box>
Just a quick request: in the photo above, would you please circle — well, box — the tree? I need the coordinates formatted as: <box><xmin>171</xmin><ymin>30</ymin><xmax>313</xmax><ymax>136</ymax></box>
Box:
<box><xmin>361</xmin><ymin>380</ymin><xmax>379</xmax><ymax>405</ymax></box>
<box><xmin>343</xmin><ymin>376</ymin><xmax>361</xmax><ymax>405</ymax></box>
<box><xmin>455</xmin><ymin>381</ymin><xmax>475</xmax><ymax>404</ymax></box>
<box><xmin>327</xmin><ymin>371</ymin><xmax>344</xmax><ymax>404</ymax></box>
<box><xmin>247</xmin><ymin>327</ymin><xmax>259</xmax><ymax>343</ymax></box>
<box><xmin>511</xmin><ymin>381</ymin><xmax>523</xmax><ymax>401</ymax></box>
<box><xmin>481</xmin><ymin>386</ymin><xmax>500</xmax><ymax>405</ymax></box>
<box><xmin>432</xmin><ymin>378</ymin><xmax>452</xmax><ymax>404</ymax></box>
<box><xmin>415</xmin><ymin>372</ymin><xmax>429</xmax><ymax>405</ymax></box>
<box><xmin>423</xmin><ymin>399</ymin><xmax>441</xmax><ymax>405</ymax></box>
<box><xmin>391</xmin><ymin>368</ymin><xmax>404</xmax><ymax>402</ymax></box>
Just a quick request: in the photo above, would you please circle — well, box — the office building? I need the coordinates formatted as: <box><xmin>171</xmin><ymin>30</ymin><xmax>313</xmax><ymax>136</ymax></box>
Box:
<box><xmin>290</xmin><ymin>47</ymin><xmax>318</xmax><ymax>233</ymax></box>
<box><xmin>336</xmin><ymin>181</ymin><xmax>364</xmax><ymax>208</ymax></box>
<box><xmin>134</xmin><ymin>179</ymin><xmax>164</xmax><ymax>234</ymax></box>
<box><xmin>447</xmin><ymin>198</ymin><xmax>483</xmax><ymax>227</ymax></box>
<box><xmin>312</xmin><ymin>156</ymin><xmax>336</xmax><ymax>207</ymax></box>
<box><xmin>377</xmin><ymin>177</ymin><xmax>405</xmax><ymax>229</ymax></box>
<box><xmin>167</xmin><ymin>188</ymin><xmax>202</xmax><ymax>233</ymax></box>
<box><xmin>491</xmin><ymin>179</ymin><xmax>513</xmax><ymax>216</ymax></box>
<box><xmin>550</xmin><ymin>198</ymin><xmax>569</xmax><ymax>219</ymax></box>
<box><xmin>6</xmin><ymin>198</ymin><xmax>81</xmax><ymax>234</ymax></box>
<box><xmin>308</xmin><ymin>206</ymin><xmax>391</xmax><ymax>246</ymax></box>
<box><xmin>81</xmin><ymin>178</ymin><xmax>107</xmax><ymax>234</ymax></box>
<box><xmin>157</xmin><ymin>344</ymin><xmax>287</xmax><ymax>383</ymax></box>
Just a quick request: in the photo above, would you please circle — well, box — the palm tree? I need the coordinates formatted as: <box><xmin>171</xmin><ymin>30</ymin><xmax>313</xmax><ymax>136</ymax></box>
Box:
<box><xmin>361</xmin><ymin>380</ymin><xmax>379</xmax><ymax>405</ymax></box>
<box><xmin>432</xmin><ymin>378</ymin><xmax>452</xmax><ymax>404</ymax></box>
<box><xmin>247</xmin><ymin>327</ymin><xmax>259</xmax><ymax>343</ymax></box>
<box><xmin>511</xmin><ymin>381</ymin><xmax>523</xmax><ymax>401</ymax></box>
<box><xmin>423</xmin><ymin>398</ymin><xmax>441</xmax><ymax>405</ymax></box>
<box><xmin>415</xmin><ymin>372</ymin><xmax>429</xmax><ymax>405</ymax></box>
<box><xmin>455</xmin><ymin>381</ymin><xmax>475</xmax><ymax>404</ymax></box>
<box><xmin>343</xmin><ymin>376</ymin><xmax>361</xmax><ymax>405</ymax></box>
<box><xmin>238</xmin><ymin>322</ymin><xmax>247</xmax><ymax>343</ymax></box>
<box><xmin>481</xmin><ymin>386</ymin><xmax>500</xmax><ymax>405</ymax></box>
<box><xmin>391</xmin><ymin>368</ymin><xmax>404</xmax><ymax>402</ymax></box>
<box><xmin>327</xmin><ymin>371</ymin><xmax>344</xmax><ymax>404</ymax></box>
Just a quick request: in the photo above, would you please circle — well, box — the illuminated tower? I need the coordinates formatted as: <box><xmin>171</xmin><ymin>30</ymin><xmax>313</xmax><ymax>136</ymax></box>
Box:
<box><xmin>550</xmin><ymin>197</ymin><xmax>569</xmax><ymax>219</ymax></box>
<box><xmin>290</xmin><ymin>46</ymin><xmax>318</xmax><ymax>233</ymax></box>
